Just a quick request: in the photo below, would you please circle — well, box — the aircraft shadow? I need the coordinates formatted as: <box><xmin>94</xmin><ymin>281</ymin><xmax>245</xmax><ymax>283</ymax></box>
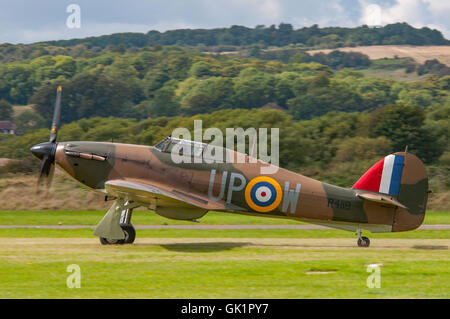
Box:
<box><xmin>159</xmin><ymin>242</ymin><xmax>250</xmax><ymax>253</ymax></box>
<box><xmin>412</xmin><ymin>245</ymin><xmax>448</xmax><ymax>250</ymax></box>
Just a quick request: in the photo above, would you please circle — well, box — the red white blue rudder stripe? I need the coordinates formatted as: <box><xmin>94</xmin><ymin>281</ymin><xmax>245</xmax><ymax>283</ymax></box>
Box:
<box><xmin>353</xmin><ymin>154</ymin><xmax>404</xmax><ymax>196</ymax></box>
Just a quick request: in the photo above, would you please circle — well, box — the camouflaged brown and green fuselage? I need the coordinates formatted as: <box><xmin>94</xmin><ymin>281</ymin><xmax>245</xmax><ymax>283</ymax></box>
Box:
<box><xmin>54</xmin><ymin>140</ymin><xmax>428</xmax><ymax>233</ymax></box>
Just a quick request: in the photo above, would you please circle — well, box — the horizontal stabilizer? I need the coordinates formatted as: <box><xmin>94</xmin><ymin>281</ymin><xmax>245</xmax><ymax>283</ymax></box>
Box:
<box><xmin>357</xmin><ymin>192</ymin><xmax>406</xmax><ymax>208</ymax></box>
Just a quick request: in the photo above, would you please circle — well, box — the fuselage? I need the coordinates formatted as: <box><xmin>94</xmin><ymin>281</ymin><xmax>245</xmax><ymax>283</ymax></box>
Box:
<box><xmin>53</xmin><ymin>141</ymin><xmax>418</xmax><ymax>233</ymax></box>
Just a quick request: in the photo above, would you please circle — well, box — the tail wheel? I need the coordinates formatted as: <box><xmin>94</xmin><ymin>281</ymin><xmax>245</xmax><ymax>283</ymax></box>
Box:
<box><xmin>357</xmin><ymin>236</ymin><xmax>370</xmax><ymax>247</ymax></box>
<box><xmin>99</xmin><ymin>224</ymin><xmax>136</xmax><ymax>245</ymax></box>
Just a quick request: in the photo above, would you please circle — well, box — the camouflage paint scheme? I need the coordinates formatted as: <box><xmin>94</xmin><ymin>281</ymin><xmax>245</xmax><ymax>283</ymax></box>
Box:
<box><xmin>54</xmin><ymin>140</ymin><xmax>429</xmax><ymax>236</ymax></box>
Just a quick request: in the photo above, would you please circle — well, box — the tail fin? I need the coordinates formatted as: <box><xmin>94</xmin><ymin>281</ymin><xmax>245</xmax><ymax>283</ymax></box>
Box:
<box><xmin>353</xmin><ymin>152</ymin><xmax>429</xmax><ymax>231</ymax></box>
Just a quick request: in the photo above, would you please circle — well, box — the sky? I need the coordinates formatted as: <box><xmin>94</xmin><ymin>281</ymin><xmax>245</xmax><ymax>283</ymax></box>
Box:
<box><xmin>0</xmin><ymin>0</ymin><xmax>449</xmax><ymax>44</ymax></box>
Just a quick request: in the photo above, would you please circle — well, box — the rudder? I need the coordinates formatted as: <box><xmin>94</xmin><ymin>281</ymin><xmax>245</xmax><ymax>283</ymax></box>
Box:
<box><xmin>353</xmin><ymin>154</ymin><xmax>405</xmax><ymax>197</ymax></box>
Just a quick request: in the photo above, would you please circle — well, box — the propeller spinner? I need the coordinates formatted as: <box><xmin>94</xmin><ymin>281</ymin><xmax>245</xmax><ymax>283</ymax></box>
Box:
<box><xmin>30</xmin><ymin>86</ymin><xmax>62</xmax><ymax>192</ymax></box>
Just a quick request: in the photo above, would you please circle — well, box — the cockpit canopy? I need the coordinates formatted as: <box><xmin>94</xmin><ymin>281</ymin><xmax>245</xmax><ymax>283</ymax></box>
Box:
<box><xmin>154</xmin><ymin>137</ymin><xmax>207</xmax><ymax>157</ymax></box>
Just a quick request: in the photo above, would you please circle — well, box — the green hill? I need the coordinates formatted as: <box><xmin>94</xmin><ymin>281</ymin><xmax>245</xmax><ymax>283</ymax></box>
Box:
<box><xmin>0</xmin><ymin>22</ymin><xmax>448</xmax><ymax>64</ymax></box>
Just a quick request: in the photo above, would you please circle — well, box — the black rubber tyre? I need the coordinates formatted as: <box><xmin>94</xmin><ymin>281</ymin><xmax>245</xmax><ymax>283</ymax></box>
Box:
<box><xmin>357</xmin><ymin>236</ymin><xmax>370</xmax><ymax>247</ymax></box>
<box><xmin>119</xmin><ymin>224</ymin><xmax>136</xmax><ymax>244</ymax></box>
<box><xmin>99</xmin><ymin>224</ymin><xmax>135</xmax><ymax>245</ymax></box>
<box><xmin>100</xmin><ymin>237</ymin><xmax>121</xmax><ymax>245</ymax></box>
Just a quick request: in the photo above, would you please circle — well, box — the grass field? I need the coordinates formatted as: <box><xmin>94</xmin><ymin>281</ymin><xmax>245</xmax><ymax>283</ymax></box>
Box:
<box><xmin>0</xmin><ymin>210</ymin><xmax>448</xmax><ymax>299</ymax></box>
<box><xmin>0</xmin><ymin>210</ymin><xmax>448</xmax><ymax>225</ymax></box>
<box><xmin>359</xmin><ymin>68</ymin><xmax>426</xmax><ymax>82</ymax></box>
<box><xmin>307</xmin><ymin>45</ymin><xmax>450</xmax><ymax>64</ymax></box>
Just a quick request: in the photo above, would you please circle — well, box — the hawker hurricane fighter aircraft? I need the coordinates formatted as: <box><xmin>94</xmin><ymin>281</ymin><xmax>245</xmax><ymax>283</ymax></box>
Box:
<box><xmin>31</xmin><ymin>88</ymin><xmax>429</xmax><ymax>247</ymax></box>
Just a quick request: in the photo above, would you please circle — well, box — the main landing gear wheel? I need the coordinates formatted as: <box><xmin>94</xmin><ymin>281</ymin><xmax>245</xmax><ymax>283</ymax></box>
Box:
<box><xmin>98</xmin><ymin>204</ymin><xmax>137</xmax><ymax>245</ymax></box>
<box><xmin>99</xmin><ymin>224</ymin><xmax>136</xmax><ymax>245</ymax></box>
<box><xmin>119</xmin><ymin>223</ymin><xmax>136</xmax><ymax>244</ymax></box>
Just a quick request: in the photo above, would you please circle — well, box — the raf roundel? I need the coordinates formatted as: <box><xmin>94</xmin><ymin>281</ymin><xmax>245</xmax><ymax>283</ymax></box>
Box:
<box><xmin>245</xmin><ymin>176</ymin><xmax>283</xmax><ymax>213</ymax></box>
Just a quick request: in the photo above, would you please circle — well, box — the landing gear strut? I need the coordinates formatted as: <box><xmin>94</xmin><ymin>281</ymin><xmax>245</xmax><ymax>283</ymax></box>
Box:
<box><xmin>356</xmin><ymin>228</ymin><xmax>370</xmax><ymax>247</ymax></box>
<box><xmin>100</xmin><ymin>205</ymin><xmax>136</xmax><ymax>245</ymax></box>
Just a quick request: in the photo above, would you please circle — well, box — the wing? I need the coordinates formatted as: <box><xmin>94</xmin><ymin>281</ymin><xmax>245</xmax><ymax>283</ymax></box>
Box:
<box><xmin>104</xmin><ymin>179</ymin><xmax>224</xmax><ymax>210</ymax></box>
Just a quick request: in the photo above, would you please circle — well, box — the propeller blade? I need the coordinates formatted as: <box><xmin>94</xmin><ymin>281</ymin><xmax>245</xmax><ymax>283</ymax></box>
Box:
<box><xmin>32</xmin><ymin>86</ymin><xmax>62</xmax><ymax>194</ymax></box>
<box><xmin>46</xmin><ymin>162</ymin><xmax>55</xmax><ymax>190</ymax></box>
<box><xmin>49</xmin><ymin>86</ymin><xmax>62</xmax><ymax>144</ymax></box>
<box><xmin>36</xmin><ymin>155</ymin><xmax>55</xmax><ymax>193</ymax></box>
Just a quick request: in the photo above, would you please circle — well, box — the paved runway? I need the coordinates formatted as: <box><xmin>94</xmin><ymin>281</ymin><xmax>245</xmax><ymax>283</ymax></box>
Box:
<box><xmin>0</xmin><ymin>224</ymin><xmax>449</xmax><ymax>230</ymax></box>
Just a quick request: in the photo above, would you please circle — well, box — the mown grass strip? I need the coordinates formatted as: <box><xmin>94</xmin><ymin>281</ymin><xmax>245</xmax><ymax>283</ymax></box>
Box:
<box><xmin>0</xmin><ymin>228</ymin><xmax>448</xmax><ymax>239</ymax></box>
<box><xmin>0</xmin><ymin>210</ymin><xmax>448</xmax><ymax>225</ymax></box>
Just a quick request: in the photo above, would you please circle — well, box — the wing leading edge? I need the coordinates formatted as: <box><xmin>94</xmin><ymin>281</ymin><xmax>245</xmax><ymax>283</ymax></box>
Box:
<box><xmin>104</xmin><ymin>179</ymin><xmax>224</xmax><ymax>210</ymax></box>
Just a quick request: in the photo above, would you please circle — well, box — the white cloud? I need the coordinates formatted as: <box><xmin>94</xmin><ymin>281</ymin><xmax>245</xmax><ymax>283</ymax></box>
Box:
<box><xmin>203</xmin><ymin>0</ymin><xmax>282</xmax><ymax>27</ymax></box>
<box><xmin>291</xmin><ymin>1</ymin><xmax>354</xmax><ymax>28</ymax></box>
<box><xmin>359</xmin><ymin>0</ymin><xmax>422</xmax><ymax>25</ymax></box>
<box><xmin>246</xmin><ymin>0</ymin><xmax>282</xmax><ymax>22</ymax></box>
<box><xmin>424</xmin><ymin>0</ymin><xmax>450</xmax><ymax>13</ymax></box>
<box><xmin>359</xmin><ymin>0</ymin><xmax>450</xmax><ymax>38</ymax></box>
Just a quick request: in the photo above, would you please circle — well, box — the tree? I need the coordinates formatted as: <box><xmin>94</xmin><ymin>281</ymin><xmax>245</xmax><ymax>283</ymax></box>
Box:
<box><xmin>287</xmin><ymin>94</ymin><xmax>327</xmax><ymax>120</ymax></box>
<box><xmin>232</xmin><ymin>69</ymin><xmax>276</xmax><ymax>109</ymax></box>
<box><xmin>417</xmin><ymin>59</ymin><xmax>450</xmax><ymax>77</ymax></box>
<box><xmin>14</xmin><ymin>110</ymin><xmax>46</xmax><ymax>134</ymax></box>
<box><xmin>148</xmin><ymin>81</ymin><xmax>180</xmax><ymax>117</ymax></box>
<box><xmin>277</xmin><ymin>23</ymin><xmax>294</xmax><ymax>45</ymax></box>
<box><xmin>179</xmin><ymin>77</ymin><xmax>234</xmax><ymax>115</ymax></box>
<box><xmin>0</xmin><ymin>99</ymin><xmax>13</xmax><ymax>121</ymax></box>
<box><xmin>189</xmin><ymin>61</ymin><xmax>215</xmax><ymax>78</ymax></box>
<box><xmin>334</xmin><ymin>137</ymin><xmax>392</xmax><ymax>162</ymax></box>
<box><xmin>288</xmin><ymin>53</ymin><xmax>309</xmax><ymax>64</ymax></box>
<box><xmin>30</xmin><ymin>73</ymin><xmax>134</xmax><ymax>124</ymax></box>
<box><xmin>308</xmin><ymin>71</ymin><xmax>330</xmax><ymax>91</ymax></box>
<box><xmin>424</xmin><ymin>102</ymin><xmax>450</xmax><ymax>157</ymax></box>
<box><xmin>368</xmin><ymin>104</ymin><xmax>442</xmax><ymax>163</ymax></box>
<box><xmin>274</xmin><ymin>72</ymin><xmax>298</xmax><ymax>107</ymax></box>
